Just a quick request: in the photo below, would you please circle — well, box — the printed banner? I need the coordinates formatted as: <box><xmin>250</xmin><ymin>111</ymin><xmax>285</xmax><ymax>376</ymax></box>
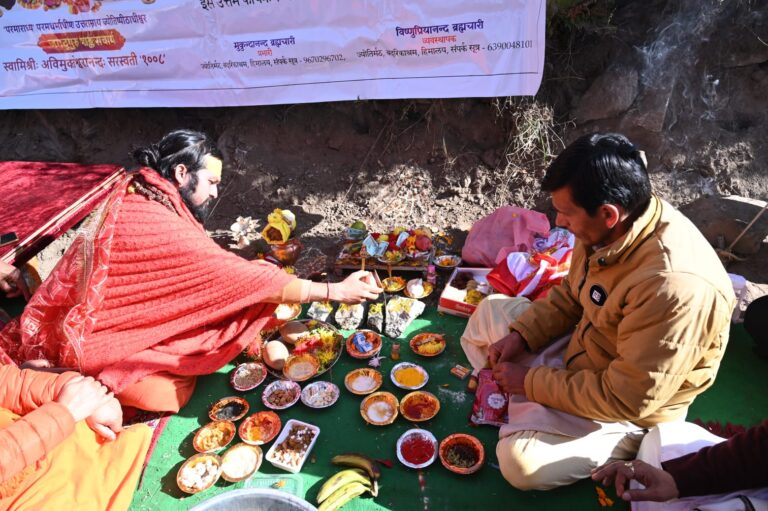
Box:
<box><xmin>0</xmin><ymin>0</ymin><xmax>545</xmax><ymax>109</ymax></box>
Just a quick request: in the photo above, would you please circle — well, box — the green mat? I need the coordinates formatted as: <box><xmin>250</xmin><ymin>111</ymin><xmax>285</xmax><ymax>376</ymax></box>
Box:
<box><xmin>129</xmin><ymin>308</ymin><xmax>767</xmax><ymax>511</ymax></box>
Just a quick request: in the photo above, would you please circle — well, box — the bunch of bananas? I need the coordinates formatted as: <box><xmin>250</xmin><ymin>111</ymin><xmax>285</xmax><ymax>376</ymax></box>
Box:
<box><xmin>316</xmin><ymin>453</ymin><xmax>381</xmax><ymax>511</ymax></box>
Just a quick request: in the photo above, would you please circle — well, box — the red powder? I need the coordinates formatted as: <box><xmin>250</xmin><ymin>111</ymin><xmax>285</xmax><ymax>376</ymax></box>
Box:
<box><xmin>401</xmin><ymin>435</ymin><xmax>435</xmax><ymax>465</ymax></box>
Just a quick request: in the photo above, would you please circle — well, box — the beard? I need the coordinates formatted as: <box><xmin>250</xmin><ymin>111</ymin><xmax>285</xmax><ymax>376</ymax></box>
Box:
<box><xmin>179</xmin><ymin>174</ymin><xmax>213</xmax><ymax>225</ymax></box>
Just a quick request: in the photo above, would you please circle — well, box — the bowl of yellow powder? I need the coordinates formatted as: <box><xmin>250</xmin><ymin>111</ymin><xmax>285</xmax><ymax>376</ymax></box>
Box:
<box><xmin>390</xmin><ymin>362</ymin><xmax>429</xmax><ymax>390</ymax></box>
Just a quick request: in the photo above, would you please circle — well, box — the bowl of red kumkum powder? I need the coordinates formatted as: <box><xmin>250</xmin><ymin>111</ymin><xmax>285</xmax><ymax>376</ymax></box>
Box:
<box><xmin>396</xmin><ymin>429</ymin><xmax>438</xmax><ymax>469</ymax></box>
<box><xmin>439</xmin><ymin>433</ymin><xmax>485</xmax><ymax>475</ymax></box>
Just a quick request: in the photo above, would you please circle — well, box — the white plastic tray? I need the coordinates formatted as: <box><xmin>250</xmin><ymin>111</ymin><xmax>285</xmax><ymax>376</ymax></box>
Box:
<box><xmin>265</xmin><ymin>419</ymin><xmax>320</xmax><ymax>474</ymax></box>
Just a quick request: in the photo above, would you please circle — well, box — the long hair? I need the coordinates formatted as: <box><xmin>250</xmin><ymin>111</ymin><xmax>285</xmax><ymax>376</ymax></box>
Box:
<box><xmin>131</xmin><ymin>129</ymin><xmax>222</xmax><ymax>182</ymax></box>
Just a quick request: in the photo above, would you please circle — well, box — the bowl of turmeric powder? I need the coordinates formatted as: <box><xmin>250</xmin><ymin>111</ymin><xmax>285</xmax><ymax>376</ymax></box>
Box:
<box><xmin>390</xmin><ymin>362</ymin><xmax>428</xmax><ymax>390</ymax></box>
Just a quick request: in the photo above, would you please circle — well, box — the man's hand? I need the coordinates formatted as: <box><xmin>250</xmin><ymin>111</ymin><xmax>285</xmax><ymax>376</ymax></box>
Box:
<box><xmin>591</xmin><ymin>460</ymin><xmax>680</xmax><ymax>502</ymax></box>
<box><xmin>491</xmin><ymin>361</ymin><xmax>529</xmax><ymax>395</ymax></box>
<box><xmin>86</xmin><ymin>398</ymin><xmax>124</xmax><ymax>441</ymax></box>
<box><xmin>0</xmin><ymin>260</ymin><xmax>29</xmax><ymax>299</ymax></box>
<box><xmin>332</xmin><ymin>271</ymin><xmax>383</xmax><ymax>303</ymax></box>
<box><xmin>55</xmin><ymin>376</ymin><xmax>114</xmax><ymax>423</ymax></box>
<box><xmin>488</xmin><ymin>331</ymin><xmax>527</xmax><ymax>368</ymax></box>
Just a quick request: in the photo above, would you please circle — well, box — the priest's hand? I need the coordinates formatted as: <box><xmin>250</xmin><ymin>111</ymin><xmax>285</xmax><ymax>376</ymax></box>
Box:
<box><xmin>591</xmin><ymin>460</ymin><xmax>680</xmax><ymax>502</ymax></box>
<box><xmin>332</xmin><ymin>271</ymin><xmax>383</xmax><ymax>303</ymax></box>
<box><xmin>488</xmin><ymin>331</ymin><xmax>527</xmax><ymax>368</ymax></box>
<box><xmin>491</xmin><ymin>362</ymin><xmax>528</xmax><ymax>395</ymax></box>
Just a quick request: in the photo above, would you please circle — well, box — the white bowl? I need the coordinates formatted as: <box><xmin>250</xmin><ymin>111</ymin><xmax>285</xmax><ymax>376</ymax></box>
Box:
<box><xmin>390</xmin><ymin>362</ymin><xmax>429</xmax><ymax>390</ymax></box>
<box><xmin>396</xmin><ymin>429</ymin><xmax>438</xmax><ymax>469</ymax></box>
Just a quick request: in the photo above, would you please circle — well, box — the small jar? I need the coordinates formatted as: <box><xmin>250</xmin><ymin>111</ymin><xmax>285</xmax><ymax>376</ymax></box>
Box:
<box><xmin>426</xmin><ymin>264</ymin><xmax>437</xmax><ymax>285</ymax></box>
<box><xmin>390</xmin><ymin>342</ymin><xmax>401</xmax><ymax>361</ymax></box>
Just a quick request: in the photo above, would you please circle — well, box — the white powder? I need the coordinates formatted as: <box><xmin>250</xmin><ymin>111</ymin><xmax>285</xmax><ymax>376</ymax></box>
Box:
<box><xmin>351</xmin><ymin>375</ymin><xmax>376</xmax><ymax>392</ymax></box>
<box><xmin>438</xmin><ymin>387</ymin><xmax>468</xmax><ymax>405</ymax></box>
<box><xmin>366</xmin><ymin>402</ymin><xmax>394</xmax><ymax>423</ymax></box>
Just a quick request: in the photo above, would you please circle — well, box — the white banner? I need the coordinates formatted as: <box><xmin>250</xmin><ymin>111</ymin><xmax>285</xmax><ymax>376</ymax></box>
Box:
<box><xmin>0</xmin><ymin>0</ymin><xmax>545</xmax><ymax>109</ymax></box>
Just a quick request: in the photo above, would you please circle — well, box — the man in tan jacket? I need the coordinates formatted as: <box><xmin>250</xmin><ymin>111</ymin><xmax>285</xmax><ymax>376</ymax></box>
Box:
<box><xmin>461</xmin><ymin>133</ymin><xmax>735</xmax><ymax>490</ymax></box>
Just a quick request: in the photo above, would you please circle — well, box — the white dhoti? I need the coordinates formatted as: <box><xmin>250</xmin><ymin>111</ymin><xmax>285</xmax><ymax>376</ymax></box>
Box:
<box><xmin>460</xmin><ymin>294</ymin><xmax>645</xmax><ymax>490</ymax></box>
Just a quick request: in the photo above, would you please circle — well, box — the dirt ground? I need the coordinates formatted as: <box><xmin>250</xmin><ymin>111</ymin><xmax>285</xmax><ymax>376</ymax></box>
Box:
<box><xmin>6</xmin><ymin>0</ymin><xmax>767</xmax><ymax>287</ymax></box>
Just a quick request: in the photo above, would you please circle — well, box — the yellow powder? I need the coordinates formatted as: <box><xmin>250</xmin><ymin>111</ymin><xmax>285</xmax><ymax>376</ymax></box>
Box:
<box><xmin>395</xmin><ymin>367</ymin><xmax>424</xmax><ymax>387</ymax></box>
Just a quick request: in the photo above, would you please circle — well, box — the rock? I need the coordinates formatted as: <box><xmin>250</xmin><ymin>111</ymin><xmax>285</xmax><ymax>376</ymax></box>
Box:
<box><xmin>626</xmin><ymin>81</ymin><xmax>675</xmax><ymax>133</ymax></box>
<box><xmin>574</xmin><ymin>66</ymin><xmax>639</xmax><ymax>123</ymax></box>
<box><xmin>680</xmin><ymin>195</ymin><xmax>768</xmax><ymax>256</ymax></box>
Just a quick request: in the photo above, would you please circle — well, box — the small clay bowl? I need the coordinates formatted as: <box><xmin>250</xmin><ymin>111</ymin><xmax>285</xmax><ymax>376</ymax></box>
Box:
<box><xmin>282</xmin><ymin>353</ymin><xmax>320</xmax><ymax>382</ymax></box>
<box><xmin>208</xmin><ymin>396</ymin><xmax>250</xmax><ymax>422</ymax></box>
<box><xmin>261</xmin><ymin>380</ymin><xmax>301</xmax><ymax>410</ymax></box>
<box><xmin>439</xmin><ymin>433</ymin><xmax>485</xmax><ymax>475</ymax></box>
<box><xmin>390</xmin><ymin>362</ymin><xmax>429</xmax><ymax>390</ymax></box>
<box><xmin>238</xmin><ymin>411</ymin><xmax>281</xmax><ymax>445</ymax></box>
<box><xmin>344</xmin><ymin>368</ymin><xmax>383</xmax><ymax>395</ymax></box>
<box><xmin>273</xmin><ymin>303</ymin><xmax>302</xmax><ymax>322</ymax></box>
<box><xmin>230</xmin><ymin>362</ymin><xmax>267</xmax><ymax>392</ymax></box>
<box><xmin>360</xmin><ymin>391</ymin><xmax>399</xmax><ymax>426</ymax></box>
<box><xmin>192</xmin><ymin>420</ymin><xmax>236</xmax><ymax>453</ymax></box>
<box><xmin>409</xmin><ymin>333</ymin><xmax>446</xmax><ymax>357</ymax></box>
<box><xmin>434</xmin><ymin>254</ymin><xmax>461</xmax><ymax>269</ymax></box>
<box><xmin>403</xmin><ymin>280</ymin><xmax>434</xmax><ymax>299</ymax></box>
<box><xmin>345</xmin><ymin>330</ymin><xmax>383</xmax><ymax>359</ymax></box>
<box><xmin>396</xmin><ymin>429</ymin><xmax>438</xmax><ymax>469</ymax></box>
<box><xmin>399</xmin><ymin>391</ymin><xmax>440</xmax><ymax>422</ymax></box>
<box><xmin>381</xmin><ymin>276</ymin><xmax>406</xmax><ymax>293</ymax></box>
<box><xmin>177</xmin><ymin>452</ymin><xmax>222</xmax><ymax>494</ymax></box>
<box><xmin>220</xmin><ymin>443</ymin><xmax>263</xmax><ymax>483</ymax></box>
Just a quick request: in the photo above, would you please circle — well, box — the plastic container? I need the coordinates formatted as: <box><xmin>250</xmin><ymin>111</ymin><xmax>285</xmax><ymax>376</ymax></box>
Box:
<box><xmin>265</xmin><ymin>419</ymin><xmax>320</xmax><ymax>474</ymax></box>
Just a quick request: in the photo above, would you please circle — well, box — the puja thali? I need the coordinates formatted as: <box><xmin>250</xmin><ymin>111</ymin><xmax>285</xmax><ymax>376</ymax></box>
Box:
<box><xmin>262</xmin><ymin>319</ymin><xmax>344</xmax><ymax>381</ymax></box>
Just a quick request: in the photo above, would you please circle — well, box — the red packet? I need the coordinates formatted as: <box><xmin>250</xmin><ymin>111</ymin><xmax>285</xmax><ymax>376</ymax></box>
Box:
<box><xmin>469</xmin><ymin>369</ymin><xmax>509</xmax><ymax>427</ymax></box>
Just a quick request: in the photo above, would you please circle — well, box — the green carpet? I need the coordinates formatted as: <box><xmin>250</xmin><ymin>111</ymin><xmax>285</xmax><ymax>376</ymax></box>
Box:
<box><xmin>129</xmin><ymin>308</ymin><xmax>766</xmax><ymax>511</ymax></box>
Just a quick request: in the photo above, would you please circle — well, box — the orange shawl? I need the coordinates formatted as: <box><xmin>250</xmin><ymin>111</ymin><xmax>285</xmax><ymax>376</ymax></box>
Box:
<box><xmin>0</xmin><ymin>169</ymin><xmax>293</xmax><ymax>393</ymax></box>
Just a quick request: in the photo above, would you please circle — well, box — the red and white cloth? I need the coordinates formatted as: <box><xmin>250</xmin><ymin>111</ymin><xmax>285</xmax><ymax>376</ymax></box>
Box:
<box><xmin>487</xmin><ymin>229</ymin><xmax>575</xmax><ymax>300</ymax></box>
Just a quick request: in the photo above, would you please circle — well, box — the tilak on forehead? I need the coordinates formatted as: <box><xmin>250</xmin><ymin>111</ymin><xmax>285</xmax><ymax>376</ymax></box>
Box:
<box><xmin>205</xmin><ymin>155</ymin><xmax>223</xmax><ymax>180</ymax></box>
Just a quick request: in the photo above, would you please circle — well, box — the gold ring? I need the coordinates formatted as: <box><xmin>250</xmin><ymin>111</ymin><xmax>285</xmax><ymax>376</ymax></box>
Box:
<box><xmin>624</xmin><ymin>461</ymin><xmax>635</xmax><ymax>476</ymax></box>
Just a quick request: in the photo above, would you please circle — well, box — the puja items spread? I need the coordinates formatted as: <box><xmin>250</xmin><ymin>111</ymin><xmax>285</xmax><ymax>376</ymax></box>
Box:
<box><xmin>335</xmin><ymin>303</ymin><xmax>365</xmax><ymax>330</ymax></box>
<box><xmin>265</xmin><ymin>419</ymin><xmax>320</xmax><ymax>473</ymax></box>
<box><xmin>384</xmin><ymin>297</ymin><xmax>425</xmax><ymax>338</ymax></box>
<box><xmin>470</xmin><ymin>369</ymin><xmax>509</xmax><ymax>427</ymax></box>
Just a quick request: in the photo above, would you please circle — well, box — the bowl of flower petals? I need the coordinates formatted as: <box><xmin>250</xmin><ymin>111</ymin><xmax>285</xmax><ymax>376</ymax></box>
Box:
<box><xmin>177</xmin><ymin>452</ymin><xmax>222</xmax><ymax>494</ymax></box>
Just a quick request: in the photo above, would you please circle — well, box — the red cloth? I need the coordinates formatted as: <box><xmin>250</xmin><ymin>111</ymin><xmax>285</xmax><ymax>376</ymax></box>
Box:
<box><xmin>0</xmin><ymin>168</ymin><xmax>294</xmax><ymax>393</ymax></box>
<box><xmin>0</xmin><ymin>161</ymin><xmax>123</xmax><ymax>265</ymax></box>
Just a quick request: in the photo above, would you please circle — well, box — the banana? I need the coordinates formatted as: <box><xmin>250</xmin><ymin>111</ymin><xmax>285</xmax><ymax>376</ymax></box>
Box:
<box><xmin>317</xmin><ymin>469</ymin><xmax>371</xmax><ymax>504</ymax></box>
<box><xmin>317</xmin><ymin>481</ymin><xmax>370</xmax><ymax>511</ymax></box>
<box><xmin>331</xmin><ymin>453</ymin><xmax>382</xmax><ymax>483</ymax></box>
